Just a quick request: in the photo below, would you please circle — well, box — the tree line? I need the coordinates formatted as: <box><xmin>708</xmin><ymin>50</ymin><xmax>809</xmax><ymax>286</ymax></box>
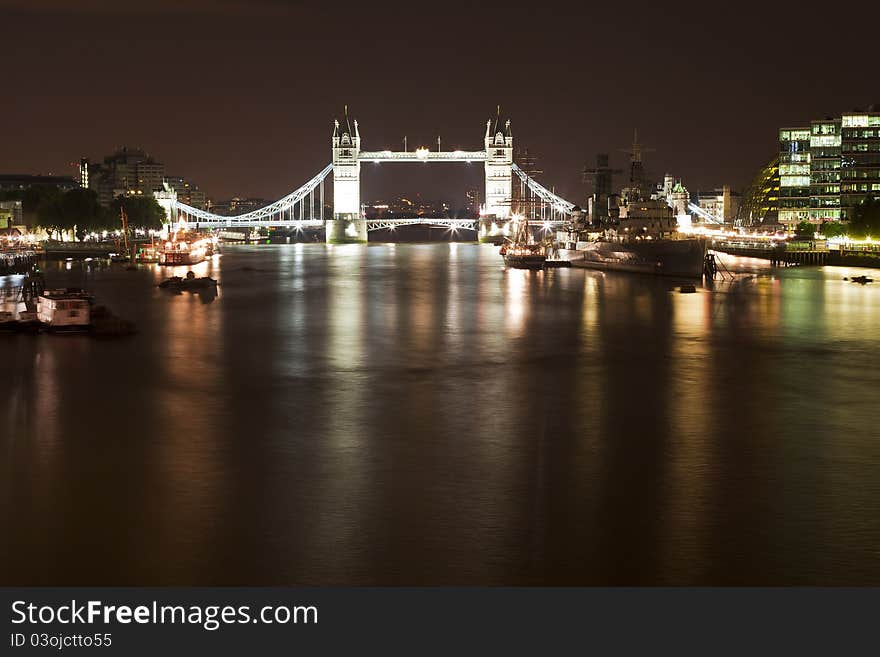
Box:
<box><xmin>817</xmin><ymin>197</ymin><xmax>880</xmax><ymax>239</ymax></box>
<box><xmin>0</xmin><ymin>186</ymin><xmax>166</xmax><ymax>240</ymax></box>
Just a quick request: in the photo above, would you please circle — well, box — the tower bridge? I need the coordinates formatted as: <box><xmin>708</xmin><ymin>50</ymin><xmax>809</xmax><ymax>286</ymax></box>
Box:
<box><xmin>170</xmin><ymin>110</ymin><xmax>577</xmax><ymax>243</ymax></box>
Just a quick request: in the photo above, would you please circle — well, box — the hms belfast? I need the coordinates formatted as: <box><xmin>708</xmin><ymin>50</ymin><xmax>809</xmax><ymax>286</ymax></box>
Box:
<box><xmin>557</xmin><ymin>131</ymin><xmax>706</xmax><ymax>278</ymax></box>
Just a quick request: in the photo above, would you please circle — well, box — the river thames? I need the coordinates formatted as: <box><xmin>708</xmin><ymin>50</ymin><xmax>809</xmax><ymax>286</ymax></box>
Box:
<box><xmin>1</xmin><ymin>243</ymin><xmax>879</xmax><ymax>585</ymax></box>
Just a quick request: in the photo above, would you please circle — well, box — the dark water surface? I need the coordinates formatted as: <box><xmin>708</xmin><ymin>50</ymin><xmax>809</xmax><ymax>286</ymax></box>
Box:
<box><xmin>2</xmin><ymin>243</ymin><xmax>879</xmax><ymax>585</ymax></box>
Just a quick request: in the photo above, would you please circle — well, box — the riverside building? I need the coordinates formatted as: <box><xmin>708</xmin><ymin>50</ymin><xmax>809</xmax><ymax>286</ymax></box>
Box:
<box><xmin>778</xmin><ymin>106</ymin><xmax>880</xmax><ymax>226</ymax></box>
<box><xmin>81</xmin><ymin>147</ymin><xmax>166</xmax><ymax>206</ymax></box>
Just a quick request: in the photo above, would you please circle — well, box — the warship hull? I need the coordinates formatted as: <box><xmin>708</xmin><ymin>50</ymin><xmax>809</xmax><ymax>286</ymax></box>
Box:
<box><xmin>560</xmin><ymin>238</ymin><xmax>707</xmax><ymax>278</ymax></box>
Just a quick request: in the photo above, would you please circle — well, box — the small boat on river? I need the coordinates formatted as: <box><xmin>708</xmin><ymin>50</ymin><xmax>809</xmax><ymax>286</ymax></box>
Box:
<box><xmin>159</xmin><ymin>271</ymin><xmax>218</xmax><ymax>290</ymax></box>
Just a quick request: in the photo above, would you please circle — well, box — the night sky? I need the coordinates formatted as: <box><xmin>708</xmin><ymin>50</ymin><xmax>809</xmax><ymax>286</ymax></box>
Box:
<box><xmin>3</xmin><ymin>0</ymin><xmax>878</xmax><ymax>205</ymax></box>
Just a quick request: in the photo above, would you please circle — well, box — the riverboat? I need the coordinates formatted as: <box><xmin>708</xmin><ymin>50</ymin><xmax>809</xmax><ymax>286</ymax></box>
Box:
<box><xmin>159</xmin><ymin>232</ymin><xmax>211</xmax><ymax>265</ymax></box>
<box><xmin>36</xmin><ymin>289</ymin><xmax>92</xmax><ymax>330</ymax></box>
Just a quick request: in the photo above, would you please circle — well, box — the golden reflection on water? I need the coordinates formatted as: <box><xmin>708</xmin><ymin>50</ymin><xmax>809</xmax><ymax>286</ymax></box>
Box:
<box><xmin>306</xmin><ymin>243</ymin><xmax>370</xmax><ymax>578</ymax></box>
<box><xmin>504</xmin><ymin>268</ymin><xmax>530</xmax><ymax>339</ymax></box>
<box><xmin>660</xmin><ymin>288</ymin><xmax>714</xmax><ymax>581</ymax></box>
<box><xmin>6</xmin><ymin>248</ymin><xmax>880</xmax><ymax>585</ymax></box>
<box><xmin>580</xmin><ymin>274</ymin><xmax>600</xmax><ymax>349</ymax></box>
<box><xmin>444</xmin><ymin>243</ymin><xmax>460</xmax><ymax>345</ymax></box>
<box><xmin>152</xmin><ymin>258</ymin><xmax>226</xmax><ymax>573</ymax></box>
<box><xmin>326</xmin><ymin>245</ymin><xmax>365</xmax><ymax>371</ymax></box>
<box><xmin>820</xmin><ymin>266</ymin><xmax>880</xmax><ymax>336</ymax></box>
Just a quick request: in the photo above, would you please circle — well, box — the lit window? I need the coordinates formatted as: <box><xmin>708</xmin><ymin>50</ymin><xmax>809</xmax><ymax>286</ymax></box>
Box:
<box><xmin>810</xmin><ymin>135</ymin><xmax>841</xmax><ymax>148</ymax></box>
<box><xmin>781</xmin><ymin>175</ymin><xmax>810</xmax><ymax>187</ymax></box>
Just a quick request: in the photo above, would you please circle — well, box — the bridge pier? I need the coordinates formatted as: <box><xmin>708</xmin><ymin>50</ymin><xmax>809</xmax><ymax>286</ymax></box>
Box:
<box><xmin>478</xmin><ymin>216</ymin><xmax>507</xmax><ymax>244</ymax></box>
<box><xmin>328</xmin><ymin>109</ymin><xmax>367</xmax><ymax>244</ymax></box>
<box><xmin>326</xmin><ymin>216</ymin><xmax>367</xmax><ymax>244</ymax></box>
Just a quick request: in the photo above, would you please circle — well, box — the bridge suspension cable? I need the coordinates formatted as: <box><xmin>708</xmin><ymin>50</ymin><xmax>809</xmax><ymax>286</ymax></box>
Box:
<box><xmin>687</xmin><ymin>202</ymin><xmax>723</xmax><ymax>224</ymax></box>
<box><xmin>174</xmin><ymin>163</ymin><xmax>333</xmax><ymax>226</ymax></box>
<box><xmin>511</xmin><ymin>163</ymin><xmax>576</xmax><ymax>217</ymax></box>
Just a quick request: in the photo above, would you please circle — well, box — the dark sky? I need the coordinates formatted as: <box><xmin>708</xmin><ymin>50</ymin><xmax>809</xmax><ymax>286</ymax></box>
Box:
<box><xmin>2</xmin><ymin>0</ymin><xmax>878</xmax><ymax>205</ymax></box>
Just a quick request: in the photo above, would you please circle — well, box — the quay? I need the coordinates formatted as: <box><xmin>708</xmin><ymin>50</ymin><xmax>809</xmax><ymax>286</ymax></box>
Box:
<box><xmin>42</xmin><ymin>239</ymin><xmax>158</xmax><ymax>259</ymax></box>
<box><xmin>42</xmin><ymin>241</ymin><xmax>118</xmax><ymax>257</ymax></box>
<box><xmin>710</xmin><ymin>238</ymin><xmax>880</xmax><ymax>268</ymax></box>
<box><xmin>1</xmin><ymin>249</ymin><xmax>37</xmax><ymax>275</ymax></box>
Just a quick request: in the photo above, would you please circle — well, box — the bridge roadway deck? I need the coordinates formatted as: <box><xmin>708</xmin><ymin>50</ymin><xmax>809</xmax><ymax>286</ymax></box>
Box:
<box><xmin>183</xmin><ymin>217</ymin><xmax>568</xmax><ymax>230</ymax></box>
<box><xmin>358</xmin><ymin>150</ymin><xmax>487</xmax><ymax>163</ymax></box>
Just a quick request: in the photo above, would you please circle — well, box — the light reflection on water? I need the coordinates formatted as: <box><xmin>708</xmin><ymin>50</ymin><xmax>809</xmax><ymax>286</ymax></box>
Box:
<box><xmin>1</xmin><ymin>246</ymin><xmax>880</xmax><ymax>585</ymax></box>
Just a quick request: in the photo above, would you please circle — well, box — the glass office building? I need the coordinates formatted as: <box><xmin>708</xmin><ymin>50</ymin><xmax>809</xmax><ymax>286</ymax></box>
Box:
<box><xmin>778</xmin><ymin>127</ymin><xmax>811</xmax><ymax>225</ymax></box>
<box><xmin>840</xmin><ymin>111</ymin><xmax>880</xmax><ymax>220</ymax></box>
<box><xmin>778</xmin><ymin>106</ymin><xmax>880</xmax><ymax>226</ymax></box>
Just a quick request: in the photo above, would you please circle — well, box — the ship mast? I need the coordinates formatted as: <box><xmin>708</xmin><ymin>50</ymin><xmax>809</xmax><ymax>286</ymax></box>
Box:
<box><xmin>119</xmin><ymin>203</ymin><xmax>131</xmax><ymax>259</ymax></box>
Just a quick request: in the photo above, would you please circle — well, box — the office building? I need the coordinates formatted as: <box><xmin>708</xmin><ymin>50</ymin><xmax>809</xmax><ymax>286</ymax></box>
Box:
<box><xmin>0</xmin><ymin>173</ymin><xmax>78</xmax><ymax>193</ymax></box>
<box><xmin>778</xmin><ymin>106</ymin><xmax>880</xmax><ymax>226</ymax></box>
<box><xmin>736</xmin><ymin>157</ymin><xmax>780</xmax><ymax>227</ymax></box>
<box><xmin>696</xmin><ymin>186</ymin><xmax>740</xmax><ymax>223</ymax></box>
<box><xmin>82</xmin><ymin>147</ymin><xmax>166</xmax><ymax>206</ymax></box>
<box><xmin>165</xmin><ymin>175</ymin><xmax>206</xmax><ymax>210</ymax></box>
<box><xmin>840</xmin><ymin>110</ymin><xmax>880</xmax><ymax>219</ymax></box>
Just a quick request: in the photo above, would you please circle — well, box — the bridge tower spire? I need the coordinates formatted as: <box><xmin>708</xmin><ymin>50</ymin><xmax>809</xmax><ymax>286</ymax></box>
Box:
<box><xmin>328</xmin><ymin>107</ymin><xmax>366</xmax><ymax>243</ymax></box>
<box><xmin>483</xmin><ymin>109</ymin><xmax>513</xmax><ymax>220</ymax></box>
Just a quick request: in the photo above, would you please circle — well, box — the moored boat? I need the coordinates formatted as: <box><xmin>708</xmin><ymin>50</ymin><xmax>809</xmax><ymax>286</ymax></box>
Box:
<box><xmin>503</xmin><ymin>248</ymin><xmax>547</xmax><ymax>269</ymax></box>
<box><xmin>501</xmin><ymin>217</ymin><xmax>547</xmax><ymax>269</ymax></box>
<box><xmin>36</xmin><ymin>289</ymin><xmax>93</xmax><ymax>331</ymax></box>
<box><xmin>159</xmin><ymin>231</ymin><xmax>211</xmax><ymax>265</ymax></box>
<box><xmin>563</xmin><ymin>237</ymin><xmax>707</xmax><ymax>278</ymax></box>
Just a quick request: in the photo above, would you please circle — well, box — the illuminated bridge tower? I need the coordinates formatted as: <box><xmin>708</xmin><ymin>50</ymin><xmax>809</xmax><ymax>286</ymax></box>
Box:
<box><xmin>484</xmin><ymin>114</ymin><xmax>513</xmax><ymax>219</ymax></box>
<box><xmin>328</xmin><ymin>109</ymin><xmax>366</xmax><ymax>243</ymax></box>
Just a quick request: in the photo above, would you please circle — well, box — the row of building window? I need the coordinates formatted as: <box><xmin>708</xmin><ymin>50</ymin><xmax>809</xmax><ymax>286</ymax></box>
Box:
<box><xmin>842</xmin><ymin>129</ymin><xmax>880</xmax><ymax>138</ymax></box>
<box><xmin>779</xmin><ymin>164</ymin><xmax>809</xmax><ymax>175</ymax></box>
<box><xmin>841</xmin><ymin>183</ymin><xmax>880</xmax><ymax>192</ymax></box>
<box><xmin>842</xmin><ymin>143</ymin><xmax>880</xmax><ymax>152</ymax></box>
<box><xmin>811</xmin><ymin>135</ymin><xmax>841</xmax><ymax>147</ymax></box>
<box><xmin>780</xmin><ymin>153</ymin><xmax>810</xmax><ymax>164</ymax></box>
<box><xmin>840</xmin><ymin>169</ymin><xmax>880</xmax><ymax>179</ymax></box>
<box><xmin>841</xmin><ymin>156</ymin><xmax>880</xmax><ymax>167</ymax></box>
<box><xmin>812</xmin><ymin>123</ymin><xmax>838</xmax><ymax>135</ymax></box>
<box><xmin>779</xmin><ymin>191</ymin><xmax>810</xmax><ymax>200</ymax></box>
<box><xmin>811</xmin><ymin>149</ymin><xmax>841</xmax><ymax>159</ymax></box>
<box><xmin>841</xmin><ymin>115</ymin><xmax>880</xmax><ymax>127</ymax></box>
<box><xmin>780</xmin><ymin>175</ymin><xmax>810</xmax><ymax>187</ymax></box>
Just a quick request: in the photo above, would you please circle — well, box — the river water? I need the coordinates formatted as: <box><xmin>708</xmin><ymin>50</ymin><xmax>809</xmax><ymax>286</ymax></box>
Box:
<box><xmin>2</xmin><ymin>243</ymin><xmax>879</xmax><ymax>585</ymax></box>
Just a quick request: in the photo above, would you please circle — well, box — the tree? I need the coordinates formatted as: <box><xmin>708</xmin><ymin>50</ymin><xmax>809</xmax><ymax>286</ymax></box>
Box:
<box><xmin>116</xmin><ymin>195</ymin><xmax>166</xmax><ymax>231</ymax></box>
<box><xmin>794</xmin><ymin>221</ymin><xmax>814</xmax><ymax>238</ymax></box>
<box><xmin>1</xmin><ymin>185</ymin><xmax>66</xmax><ymax>227</ymax></box>
<box><xmin>33</xmin><ymin>188</ymin><xmax>110</xmax><ymax>239</ymax></box>
<box><xmin>819</xmin><ymin>221</ymin><xmax>846</xmax><ymax>239</ymax></box>
<box><xmin>847</xmin><ymin>197</ymin><xmax>880</xmax><ymax>239</ymax></box>
<box><xmin>34</xmin><ymin>189</ymin><xmax>68</xmax><ymax>239</ymax></box>
<box><xmin>61</xmin><ymin>188</ymin><xmax>109</xmax><ymax>240</ymax></box>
